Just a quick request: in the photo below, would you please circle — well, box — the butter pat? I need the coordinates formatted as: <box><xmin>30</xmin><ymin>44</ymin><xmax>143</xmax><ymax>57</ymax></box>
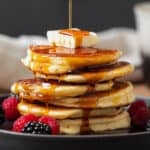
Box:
<box><xmin>47</xmin><ymin>28</ymin><xmax>99</xmax><ymax>48</ymax></box>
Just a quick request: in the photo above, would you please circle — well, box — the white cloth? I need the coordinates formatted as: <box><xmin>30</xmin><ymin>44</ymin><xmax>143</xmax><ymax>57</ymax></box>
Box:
<box><xmin>96</xmin><ymin>28</ymin><xmax>141</xmax><ymax>66</ymax></box>
<box><xmin>0</xmin><ymin>35</ymin><xmax>48</xmax><ymax>90</ymax></box>
<box><xmin>0</xmin><ymin>28</ymin><xmax>142</xmax><ymax>90</ymax></box>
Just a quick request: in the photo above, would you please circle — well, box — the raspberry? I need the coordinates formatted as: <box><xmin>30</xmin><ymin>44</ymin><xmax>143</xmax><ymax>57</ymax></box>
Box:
<box><xmin>132</xmin><ymin>107</ymin><xmax>150</xmax><ymax>128</ymax></box>
<box><xmin>12</xmin><ymin>114</ymin><xmax>38</xmax><ymax>132</ymax></box>
<box><xmin>39</xmin><ymin>116</ymin><xmax>60</xmax><ymax>134</ymax></box>
<box><xmin>128</xmin><ymin>100</ymin><xmax>147</xmax><ymax>117</ymax></box>
<box><xmin>2</xmin><ymin>96</ymin><xmax>20</xmax><ymax>121</ymax></box>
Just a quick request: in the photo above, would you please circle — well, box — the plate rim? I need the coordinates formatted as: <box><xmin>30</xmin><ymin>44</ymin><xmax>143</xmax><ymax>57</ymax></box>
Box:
<box><xmin>0</xmin><ymin>128</ymin><xmax>150</xmax><ymax>139</ymax></box>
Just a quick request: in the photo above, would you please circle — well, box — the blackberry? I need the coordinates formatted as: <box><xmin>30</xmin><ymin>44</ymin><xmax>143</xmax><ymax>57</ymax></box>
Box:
<box><xmin>0</xmin><ymin>107</ymin><xmax>5</xmax><ymax>124</ymax></box>
<box><xmin>146</xmin><ymin>120</ymin><xmax>150</xmax><ymax>131</ymax></box>
<box><xmin>22</xmin><ymin>121</ymin><xmax>51</xmax><ymax>134</ymax></box>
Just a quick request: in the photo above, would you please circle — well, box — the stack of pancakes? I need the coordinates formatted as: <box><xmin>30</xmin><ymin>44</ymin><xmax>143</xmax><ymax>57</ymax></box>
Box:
<box><xmin>11</xmin><ymin>29</ymin><xmax>135</xmax><ymax>134</ymax></box>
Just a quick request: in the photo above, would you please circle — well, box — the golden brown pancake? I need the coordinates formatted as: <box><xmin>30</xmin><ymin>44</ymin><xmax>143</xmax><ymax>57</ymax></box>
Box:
<box><xmin>22</xmin><ymin>45</ymin><xmax>122</xmax><ymax>74</ymax></box>
<box><xmin>59</xmin><ymin>111</ymin><xmax>130</xmax><ymax>134</ymax></box>
<box><xmin>14</xmin><ymin>82</ymin><xmax>135</xmax><ymax>108</ymax></box>
<box><xmin>35</xmin><ymin>62</ymin><xmax>134</xmax><ymax>83</ymax></box>
<box><xmin>11</xmin><ymin>79</ymin><xmax>113</xmax><ymax>101</ymax></box>
<box><xmin>49</xmin><ymin>82</ymin><xmax>135</xmax><ymax>108</ymax></box>
<box><xmin>18</xmin><ymin>100</ymin><xmax>123</xmax><ymax>119</ymax></box>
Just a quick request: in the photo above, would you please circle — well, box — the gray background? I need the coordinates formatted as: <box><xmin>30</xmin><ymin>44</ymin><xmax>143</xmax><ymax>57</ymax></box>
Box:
<box><xmin>0</xmin><ymin>0</ymin><xmax>149</xmax><ymax>36</ymax></box>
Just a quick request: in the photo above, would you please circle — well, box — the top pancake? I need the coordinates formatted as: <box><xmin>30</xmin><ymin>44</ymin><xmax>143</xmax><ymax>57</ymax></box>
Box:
<box><xmin>22</xmin><ymin>45</ymin><xmax>122</xmax><ymax>74</ymax></box>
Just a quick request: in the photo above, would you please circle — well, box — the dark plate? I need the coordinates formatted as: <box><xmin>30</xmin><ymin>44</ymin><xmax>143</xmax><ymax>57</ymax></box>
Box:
<box><xmin>0</xmin><ymin>94</ymin><xmax>150</xmax><ymax>150</ymax></box>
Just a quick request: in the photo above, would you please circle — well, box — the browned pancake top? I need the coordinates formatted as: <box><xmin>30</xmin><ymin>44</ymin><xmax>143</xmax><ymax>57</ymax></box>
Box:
<box><xmin>70</xmin><ymin>61</ymin><xmax>130</xmax><ymax>74</ymax></box>
<box><xmin>16</xmin><ymin>78</ymin><xmax>108</xmax><ymax>86</ymax></box>
<box><xmin>12</xmin><ymin>81</ymin><xmax>131</xmax><ymax>105</ymax></box>
<box><xmin>29</xmin><ymin>45</ymin><xmax>121</xmax><ymax>57</ymax></box>
<box><xmin>48</xmin><ymin>82</ymin><xmax>133</xmax><ymax>108</ymax></box>
<box><xmin>17</xmin><ymin>78</ymin><xmax>58</xmax><ymax>85</ymax></box>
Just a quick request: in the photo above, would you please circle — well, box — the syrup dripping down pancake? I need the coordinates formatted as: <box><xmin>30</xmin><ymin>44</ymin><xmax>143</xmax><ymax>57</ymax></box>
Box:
<box><xmin>22</xmin><ymin>45</ymin><xmax>122</xmax><ymax>74</ymax></box>
<box><xmin>59</xmin><ymin>111</ymin><xmax>130</xmax><ymax>134</ymax></box>
<box><xmin>35</xmin><ymin>61</ymin><xmax>134</xmax><ymax>83</ymax></box>
<box><xmin>14</xmin><ymin>82</ymin><xmax>135</xmax><ymax>108</ymax></box>
<box><xmin>49</xmin><ymin>82</ymin><xmax>135</xmax><ymax>108</ymax></box>
<box><xmin>11</xmin><ymin>79</ymin><xmax>113</xmax><ymax>101</ymax></box>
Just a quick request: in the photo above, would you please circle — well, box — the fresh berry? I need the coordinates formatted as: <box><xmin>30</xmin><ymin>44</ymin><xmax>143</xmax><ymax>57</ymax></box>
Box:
<box><xmin>132</xmin><ymin>107</ymin><xmax>150</xmax><ymax>128</ymax></box>
<box><xmin>128</xmin><ymin>100</ymin><xmax>147</xmax><ymax>117</ymax></box>
<box><xmin>39</xmin><ymin>116</ymin><xmax>60</xmax><ymax>134</ymax></box>
<box><xmin>0</xmin><ymin>107</ymin><xmax>5</xmax><ymax>124</ymax></box>
<box><xmin>12</xmin><ymin>114</ymin><xmax>38</xmax><ymax>132</ymax></box>
<box><xmin>2</xmin><ymin>96</ymin><xmax>20</xmax><ymax>121</ymax></box>
<box><xmin>22</xmin><ymin>121</ymin><xmax>51</xmax><ymax>135</ymax></box>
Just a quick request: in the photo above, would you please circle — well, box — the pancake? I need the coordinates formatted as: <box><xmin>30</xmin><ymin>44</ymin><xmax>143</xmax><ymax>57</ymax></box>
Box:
<box><xmin>35</xmin><ymin>62</ymin><xmax>134</xmax><ymax>83</ymax></box>
<box><xmin>22</xmin><ymin>45</ymin><xmax>122</xmax><ymax>74</ymax></box>
<box><xmin>49</xmin><ymin>82</ymin><xmax>135</xmax><ymax>108</ymax></box>
<box><xmin>11</xmin><ymin>79</ymin><xmax>113</xmax><ymax>101</ymax></box>
<box><xmin>18</xmin><ymin>100</ymin><xmax>123</xmax><ymax>119</ymax></box>
<box><xmin>16</xmin><ymin>81</ymin><xmax>135</xmax><ymax>108</ymax></box>
<box><xmin>59</xmin><ymin>111</ymin><xmax>130</xmax><ymax>134</ymax></box>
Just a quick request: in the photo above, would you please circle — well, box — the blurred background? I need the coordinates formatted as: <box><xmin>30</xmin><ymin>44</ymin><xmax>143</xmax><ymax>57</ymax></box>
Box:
<box><xmin>0</xmin><ymin>0</ymin><xmax>149</xmax><ymax>36</ymax></box>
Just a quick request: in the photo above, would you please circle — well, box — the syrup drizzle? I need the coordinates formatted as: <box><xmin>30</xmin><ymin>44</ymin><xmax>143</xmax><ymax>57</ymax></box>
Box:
<box><xmin>80</xmin><ymin>110</ymin><xmax>91</xmax><ymax>134</ymax></box>
<box><xmin>68</xmin><ymin>0</ymin><xmax>72</xmax><ymax>28</ymax></box>
<box><xmin>59</xmin><ymin>29</ymin><xmax>89</xmax><ymax>47</ymax></box>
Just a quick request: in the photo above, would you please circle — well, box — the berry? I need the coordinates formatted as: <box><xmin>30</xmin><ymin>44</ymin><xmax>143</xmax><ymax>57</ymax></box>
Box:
<box><xmin>128</xmin><ymin>100</ymin><xmax>147</xmax><ymax>117</ymax></box>
<box><xmin>39</xmin><ymin>116</ymin><xmax>60</xmax><ymax>134</ymax></box>
<box><xmin>12</xmin><ymin>114</ymin><xmax>38</xmax><ymax>132</ymax></box>
<box><xmin>22</xmin><ymin>121</ymin><xmax>51</xmax><ymax>135</ymax></box>
<box><xmin>132</xmin><ymin>107</ymin><xmax>150</xmax><ymax>128</ymax></box>
<box><xmin>0</xmin><ymin>107</ymin><xmax>5</xmax><ymax>124</ymax></box>
<box><xmin>2</xmin><ymin>96</ymin><xmax>20</xmax><ymax>121</ymax></box>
